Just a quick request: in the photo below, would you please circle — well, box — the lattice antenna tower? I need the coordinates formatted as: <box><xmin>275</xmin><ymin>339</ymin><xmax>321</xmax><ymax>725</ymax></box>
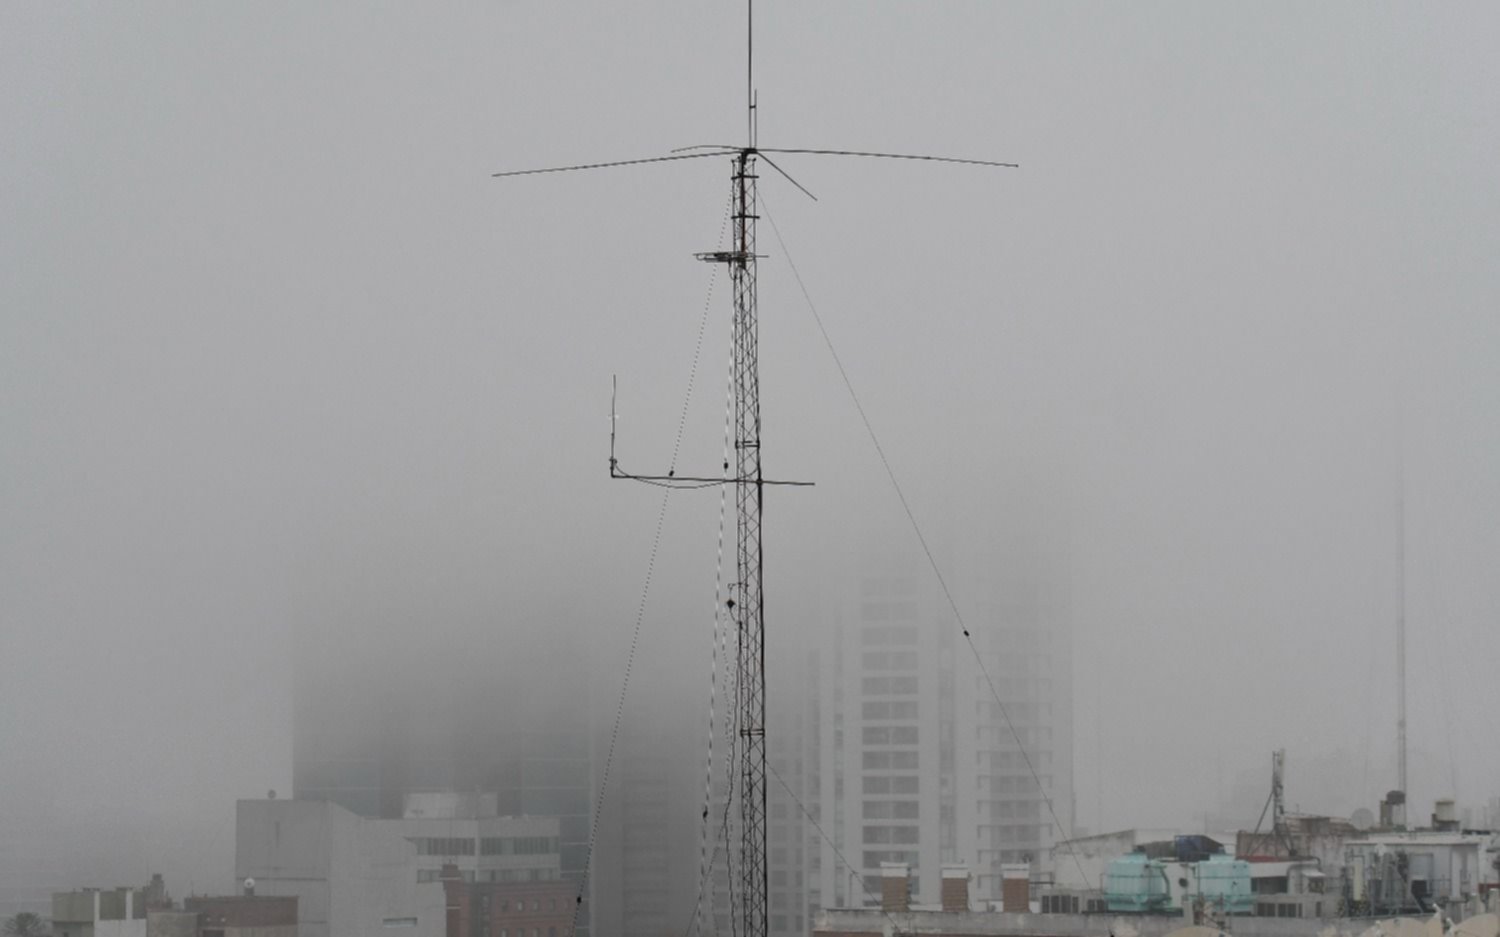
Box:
<box><xmin>494</xmin><ymin>6</ymin><xmax>1015</xmax><ymax>936</ymax></box>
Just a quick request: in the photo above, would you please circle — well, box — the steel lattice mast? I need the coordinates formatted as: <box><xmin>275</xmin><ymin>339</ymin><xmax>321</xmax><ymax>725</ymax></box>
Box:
<box><xmin>696</xmin><ymin>144</ymin><xmax>767</xmax><ymax>937</ymax></box>
<box><xmin>728</xmin><ymin>149</ymin><xmax>767</xmax><ymax>937</ymax></box>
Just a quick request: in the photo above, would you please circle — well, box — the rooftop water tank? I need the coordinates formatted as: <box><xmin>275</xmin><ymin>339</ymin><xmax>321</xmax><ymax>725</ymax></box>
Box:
<box><xmin>1106</xmin><ymin>854</ymin><xmax>1169</xmax><ymax>913</ymax></box>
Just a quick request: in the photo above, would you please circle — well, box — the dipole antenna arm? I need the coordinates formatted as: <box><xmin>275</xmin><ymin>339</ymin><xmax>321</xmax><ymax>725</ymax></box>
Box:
<box><xmin>492</xmin><ymin>151</ymin><xmax>725</xmax><ymax>178</ymax></box>
<box><xmin>754</xmin><ymin>147</ymin><xmax>1018</xmax><ymax>168</ymax></box>
<box><xmin>669</xmin><ymin>144</ymin><xmax>1019</xmax><ymax>170</ymax></box>
<box><xmin>757</xmin><ymin>152</ymin><xmax>817</xmax><ymax>201</ymax></box>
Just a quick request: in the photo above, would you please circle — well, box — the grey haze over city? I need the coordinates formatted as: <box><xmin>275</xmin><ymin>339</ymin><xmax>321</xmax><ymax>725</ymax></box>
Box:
<box><xmin>2</xmin><ymin>0</ymin><xmax>1497</xmax><ymax>923</ymax></box>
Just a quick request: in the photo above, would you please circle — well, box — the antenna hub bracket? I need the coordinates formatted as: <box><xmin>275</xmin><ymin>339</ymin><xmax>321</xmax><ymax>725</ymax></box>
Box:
<box><xmin>695</xmin><ymin>250</ymin><xmax>755</xmax><ymax>265</ymax></box>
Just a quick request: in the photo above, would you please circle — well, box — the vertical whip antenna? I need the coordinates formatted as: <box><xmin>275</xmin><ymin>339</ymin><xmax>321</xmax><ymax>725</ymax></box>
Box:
<box><xmin>1395</xmin><ymin>437</ymin><xmax>1407</xmax><ymax>822</ymax></box>
<box><xmin>747</xmin><ymin>0</ymin><xmax>755</xmax><ymax>148</ymax></box>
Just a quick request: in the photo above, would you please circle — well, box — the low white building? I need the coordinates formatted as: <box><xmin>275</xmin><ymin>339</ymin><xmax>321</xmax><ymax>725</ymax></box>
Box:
<box><xmin>52</xmin><ymin>888</ymin><xmax>147</xmax><ymax>937</ymax></box>
<box><xmin>1345</xmin><ymin>832</ymin><xmax>1495</xmax><ymax>914</ymax></box>
<box><xmin>236</xmin><ymin>798</ymin><xmax>562</xmax><ymax>937</ymax></box>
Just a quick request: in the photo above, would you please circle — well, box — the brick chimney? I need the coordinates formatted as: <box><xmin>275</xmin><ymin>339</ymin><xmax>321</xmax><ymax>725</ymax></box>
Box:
<box><xmin>1001</xmin><ymin>864</ymin><xmax>1030</xmax><ymax>913</ymax></box>
<box><xmin>880</xmin><ymin>863</ymin><xmax>910</xmax><ymax>914</ymax></box>
<box><xmin>941</xmin><ymin>865</ymin><xmax>970</xmax><ymax>913</ymax></box>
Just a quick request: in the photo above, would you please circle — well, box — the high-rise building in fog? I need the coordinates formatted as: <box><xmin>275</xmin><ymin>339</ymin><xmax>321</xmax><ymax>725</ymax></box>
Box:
<box><xmin>291</xmin><ymin>637</ymin><xmax>597</xmax><ymax>937</ymax></box>
<box><xmin>590</xmin><ymin>702</ymin><xmax>702</xmax><ymax>937</ymax></box>
<box><xmin>814</xmin><ymin>534</ymin><xmax>1073</xmax><ymax>910</ymax></box>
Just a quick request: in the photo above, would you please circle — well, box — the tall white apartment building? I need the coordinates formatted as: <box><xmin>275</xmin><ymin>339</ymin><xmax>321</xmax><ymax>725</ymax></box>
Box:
<box><xmin>815</xmin><ymin>534</ymin><xmax>1073</xmax><ymax>910</ymax></box>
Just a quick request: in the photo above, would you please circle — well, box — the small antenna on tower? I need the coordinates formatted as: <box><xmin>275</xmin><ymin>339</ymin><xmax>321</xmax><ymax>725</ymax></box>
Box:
<box><xmin>747</xmin><ymin>0</ymin><xmax>755</xmax><ymax>147</ymax></box>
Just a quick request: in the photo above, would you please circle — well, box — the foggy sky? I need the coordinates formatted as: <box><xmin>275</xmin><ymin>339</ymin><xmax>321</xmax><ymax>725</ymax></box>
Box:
<box><xmin>3</xmin><ymin>1</ymin><xmax>1498</xmax><ymax>898</ymax></box>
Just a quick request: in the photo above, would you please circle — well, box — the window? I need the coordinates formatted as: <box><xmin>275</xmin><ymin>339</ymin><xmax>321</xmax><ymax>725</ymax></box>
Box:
<box><xmin>862</xmin><ymin>801</ymin><xmax>919</xmax><ymax>819</ymax></box>
<box><xmin>861</xmin><ymin>675</ymin><xmax>919</xmax><ymax>695</ymax></box>
<box><xmin>481</xmin><ymin>836</ymin><xmax>558</xmax><ymax>856</ymax></box>
<box><xmin>862</xmin><ymin>700</ymin><xmax>919</xmax><ymax>720</ymax></box>
<box><xmin>861</xmin><ymin>624</ymin><xmax>917</xmax><ymax>644</ymax></box>
<box><xmin>416</xmin><ymin>837</ymin><xmax>475</xmax><ymax>856</ymax></box>
<box><xmin>863</xmin><ymin>826</ymin><xmax>918</xmax><ymax>844</ymax></box>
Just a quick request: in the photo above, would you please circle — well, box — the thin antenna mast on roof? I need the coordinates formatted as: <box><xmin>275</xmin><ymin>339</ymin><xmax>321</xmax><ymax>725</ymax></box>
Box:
<box><xmin>1395</xmin><ymin>436</ymin><xmax>1408</xmax><ymax>825</ymax></box>
<box><xmin>748</xmin><ymin>0</ymin><xmax>754</xmax><ymax>147</ymax></box>
<box><xmin>492</xmin><ymin>6</ymin><xmax>1016</xmax><ymax>935</ymax></box>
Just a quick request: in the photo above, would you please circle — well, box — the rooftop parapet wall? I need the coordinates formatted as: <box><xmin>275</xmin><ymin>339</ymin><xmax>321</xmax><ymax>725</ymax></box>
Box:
<box><xmin>814</xmin><ymin>908</ymin><xmax>1436</xmax><ymax>937</ymax></box>
<box><xmin>55</xmin><ymin>891</ymin><xmax>147</xmax><ymax>924</ymax></box>
<box><xmin>185</xmin><ymin>896</ymin><xmax>298</xmax><ymax>928</ymax></box>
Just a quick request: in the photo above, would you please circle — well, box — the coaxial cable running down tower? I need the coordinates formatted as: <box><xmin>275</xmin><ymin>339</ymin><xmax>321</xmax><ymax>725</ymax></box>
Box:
<box><xmin>492</xmin><ymin>7</ymin><xmax>1016</xmax><ymax>936</ymax></box>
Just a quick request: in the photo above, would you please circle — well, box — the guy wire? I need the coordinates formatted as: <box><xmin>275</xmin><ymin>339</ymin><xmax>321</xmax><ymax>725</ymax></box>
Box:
<box><xmin>669</xmin><ymin>194</ymin><xmax>735</xmax><ymax>475</ymax></box>
<box><xmin>571</xmin><ymin>202</ymin><xmax>745</xmax><ymax>937</ymax></box>
<box><xmin>691</xmin><ymin>329</ymin><xmax>742</xmax><ymax>937</ymax></box>
<box><xmin>760</xmin><ymin>193</ymin><xmax>1095</xmax><ymax>894</ymax></box>
<box><xmin>766</xmin><ymin>762</ymin><xmax>905</xmax><ymax>934</ymax></box>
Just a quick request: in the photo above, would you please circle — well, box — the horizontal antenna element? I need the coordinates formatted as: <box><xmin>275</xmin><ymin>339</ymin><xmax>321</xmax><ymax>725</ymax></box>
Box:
<box><xmin>492</xmin><ymin>151</ymin><xmax>725</xmax><ymax>178</ymax></box>
<box><xmin>754</xmin><ymin>147</ymin><xmax>1018</xmax><ymax>168</ymax></box>
<box><xmin>497</xmin><ymin>146</ymin><xmax>1016</xmax><ymax>182</ymax></box>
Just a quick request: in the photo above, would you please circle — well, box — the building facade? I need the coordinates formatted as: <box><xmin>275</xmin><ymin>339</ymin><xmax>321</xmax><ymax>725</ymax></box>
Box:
<box><xmin>815</xmin><ymin>533</ymin><xmax>1074</xmax><ymax>912</ymax></box>
<box><xmin>290</xmin><ymin>635</ymin><xmax>596</xmax><ymax>936</ymax></box>
<box><xmin>53</xmin><ymin>888</ymin><xmax>149</xmax><ymax>937</ymax></box>
<box><xmin>181</xmin><ymin>895</ymin><xmax>298</xmax><ymax>937</ymax></box>
<box><xmin>440</xmin><ymin>867</ymin><xmax>574</xmax><ymax>937</ymax></box>
<box><xmin>235</xmin><ymin>799</ymin><xmax>561</xmax><ymax>937</ymax></box>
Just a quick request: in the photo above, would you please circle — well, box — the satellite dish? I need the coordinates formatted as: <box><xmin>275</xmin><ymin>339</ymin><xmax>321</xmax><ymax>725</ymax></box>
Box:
<box><xmin>1351</xmin><ymin>807</ymin><xmax>1375</xmax><ymax>831</ymax></box>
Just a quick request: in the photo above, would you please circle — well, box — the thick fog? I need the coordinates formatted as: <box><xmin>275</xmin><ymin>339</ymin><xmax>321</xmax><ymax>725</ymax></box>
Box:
<box><xmin>3</xmin><ymin>0</ymin><xmax>1497</xmax><ymax>903</ymax></box>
